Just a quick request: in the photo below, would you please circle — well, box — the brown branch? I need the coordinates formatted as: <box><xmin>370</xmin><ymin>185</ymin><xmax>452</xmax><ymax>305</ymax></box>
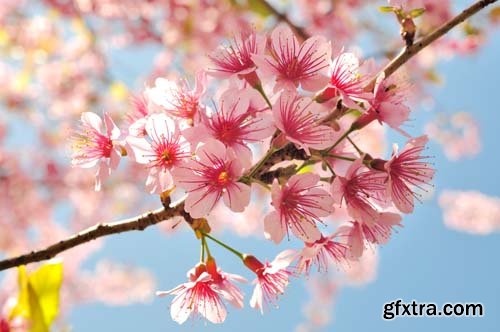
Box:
<box><xmin>0</xmin><ymin>198</ymin><xmax>186</xmax><ymax>271</ymax></box>
<box><xmin>259</xmin><ymin>0</ymin><xmax>310</xmax><ymax>41</ymax></box>
<box><xmin>370</xmin><ymin>0</ymin><xmax>498</xmax><ymax>87</ymax></box>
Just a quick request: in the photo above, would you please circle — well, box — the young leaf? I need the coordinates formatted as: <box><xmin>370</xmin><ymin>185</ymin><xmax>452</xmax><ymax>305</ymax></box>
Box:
<box><xmin>409</xmin><ymin>8</ymin><xmax>426</xmax><ymax>18</ymax></box>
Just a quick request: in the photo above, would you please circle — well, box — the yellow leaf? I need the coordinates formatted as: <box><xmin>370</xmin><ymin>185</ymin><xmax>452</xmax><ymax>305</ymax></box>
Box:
<box><xmin>297</xmin><ymin>164</ymin><xmax>313</xmax><ymax>174</ymax></box>
<box><xmin>10</xmin><ymin>262</ymin><xmax>63</xmax><ymax>332</ymax></box>
<box><xmin>28</xmin><ymin>261</ymin><xmax>63</xmax><ymax>326</ymax></box>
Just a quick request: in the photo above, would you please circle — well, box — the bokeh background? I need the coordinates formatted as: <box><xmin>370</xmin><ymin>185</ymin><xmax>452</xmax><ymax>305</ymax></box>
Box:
<box><xmin>1</xmin><ymin>0</ymin><xmax>499</xmax><ymax>331</ymax></box>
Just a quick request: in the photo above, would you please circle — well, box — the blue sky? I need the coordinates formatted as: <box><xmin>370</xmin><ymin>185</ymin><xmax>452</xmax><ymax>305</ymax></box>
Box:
<box><xmin>62</xmin><ymin>25</ymin><xmax>500</xmax><ymax>332</ymax></box>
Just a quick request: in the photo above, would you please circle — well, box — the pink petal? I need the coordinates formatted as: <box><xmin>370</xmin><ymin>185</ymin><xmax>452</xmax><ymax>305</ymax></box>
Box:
<box><xmin>264</xmin><ymin>211</ymin><xmax>285</xmax><ymax>244</ymax></box>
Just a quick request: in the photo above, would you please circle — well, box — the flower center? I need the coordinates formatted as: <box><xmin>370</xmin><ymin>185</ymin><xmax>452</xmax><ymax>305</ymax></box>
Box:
<box><xmin>217</xmin><ymin>171</ymin><xmax>230</xmax><ymax>186</ymax></box>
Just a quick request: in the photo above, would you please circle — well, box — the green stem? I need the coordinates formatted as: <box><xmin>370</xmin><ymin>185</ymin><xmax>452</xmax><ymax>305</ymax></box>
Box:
<box><xmin>202</xmin><ymin>236</ymin><xmax>212</xmax><ymax>259</ymax></box>
<box><xmin>296</xmin><ymin>160</ymin><xmax>316</xmax><ymax>173</ymax></box>
<box><xmin>347</xmin><ymin>136</ymin><xmax>363</xmax><ymax>155</ymax></box>
<box><xmin>203</xmin><ymin>233</ymin><xmax>244</xmax><ymax>260</ymax></box>
<box><xmin>327</xmin><ymin>154</ymin><xmax>356</xmax><ymax>162</ymax></box>
<box><xmin>254</xmin><ymin>84</ymin><xmax>273</xmax><ymax>109</ymax></box>
<box><xmin>200</xmin><ymin>237</ymin><xmax>205</xmax><ymax>261</ymax></box>
<box><xmin>324</xmin><ymin>126</ymin><xmax>354</xmax><ymax>153</ymax></box>
<box><xmin>246</xmin><ymin>147</ymin><xmax>276</xmax><ymax>179</ymax></box>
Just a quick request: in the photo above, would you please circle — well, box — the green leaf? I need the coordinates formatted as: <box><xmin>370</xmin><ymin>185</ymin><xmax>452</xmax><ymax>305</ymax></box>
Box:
<box><xmin>409</xmin><ymin>8</ymin><xmax>426</xmax><ymax>18</ymax></box>
<box><xmin>378</xmin><ymin>6</ymin><xmax>395</xmax><ymax>13</ymax></box>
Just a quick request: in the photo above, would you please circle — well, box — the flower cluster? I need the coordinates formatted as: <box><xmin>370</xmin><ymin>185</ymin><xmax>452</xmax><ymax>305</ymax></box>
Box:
<box><xmin>70</xmin><ymin>24</ymin><xmax>434</xmax><ymax>324</ymax></box>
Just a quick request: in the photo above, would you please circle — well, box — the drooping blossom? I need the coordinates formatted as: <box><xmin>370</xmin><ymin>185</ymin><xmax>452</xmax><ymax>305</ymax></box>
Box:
<box><xmin>272</xmin><ymin>91</ymin><xmax>337</xmax><ymax>155</ymax></box>
<box><xmin>172</xmin><ymin>139</ymin><xmax>251</xmax><ymax>218</ymax></box>
<box><xmin>183</xmin><ymin>89</ymin><xmax>275</xmax><ymax>164</ymax></box>
<box><xmin>252</xmin><ymin>24</ymin><xmax>331</xmax><ymax>92</ymax></box>
<box><xmin>127</xmin><ymin>113</ymin><xmax>190</xmax><ymax>194</ymax></box>
<box><xmin>331</xmin><ymin>157</ymin><xmax>387</xmax><ymax>224</ymax></box>
<box><xmin>206</xmin><ymin>258</ymin><xmax>246</xmax><ymax>309</ymax></box>
<box><xmin>295</xmin><ymin>234</ymin><xmax>348</xmax><ymax>274</ymax></box>
<box><xmin>209</xmin><ymin>30</ymin><xmax>265</xmax><ymax>87</ymax></box>
<box><xmin>244</xmin><ymin>251</ymin><xmax>295</xmax><ymax>314</ymax></box>
<box><xmin>264</xmin><ymin>173</ymin><xmax>334</xmax><ymax>244</ymax></box>
<box><xmin>157</xmin><ymin>263</ymin><xmax>227</xmax><ymax>324</ymax></box>
<box><xmin>71</xmin><ymin>112</ymin><xmax>122</xmax><ymax>191</ymax></box>
<box><xmin>315</xmin><ymin>52</ymin><xmax>372</xmax><ymax>108</ymax></box>
<box><xmin>146</xmin><ymin>70</ymin><xmax>207</xmax><ymax>124</ymax></box>
<box><xmin>439</xmin><ymin>190</ymin><xmax>500</xmax><ymax>235</ymax></box>
<box><xmin>371</xmin><ymin>135</ymin><xmax>434</xmax><ymax>213</ymax></box>
<box><xmin>353</xmin><ymin>73</ymin><xmax>411</xmax><ymax>133</ymax></box>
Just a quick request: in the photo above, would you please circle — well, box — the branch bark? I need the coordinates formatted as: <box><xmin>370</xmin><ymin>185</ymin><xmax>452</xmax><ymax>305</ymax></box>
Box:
<box><xmin>0</xmin><ymin>199</ymin><xmax>186</xmax><ymax>271</ymax></box>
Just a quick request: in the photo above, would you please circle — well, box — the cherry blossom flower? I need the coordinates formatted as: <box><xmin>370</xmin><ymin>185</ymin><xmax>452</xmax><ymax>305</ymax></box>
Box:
<box><xmin>295</xmin><ymin>234</ymin><xmax>348</xmax><ymax>274</ymax></box>
<box><xmin>127</xmin><ymin>113</ymin><xmax>190</xmax><ymax>194</ymax></box>
<box><xmin>264</xmin><ymin>173</ymin><xmax>334</xmax><ymax>244</ymax></box>
<box><xmin>146</xmin><ymin>70</ymin><xmax>207</xmax><ymax>124</ymax></box>
<box><xmin>183</xmin><ymin>89</ymin><xmax>275</xmax><ymax>164</ymax></box>
<box><xmin>372</xmin><ymin>135</ymin><xmax>434</xmax><ymax>213</ymax></box>
<box><xmin>316</xmin><ymin>52</ymin><xmax>372</xmax><ymax>108</ymax></box>
<box><xmin>206</xmin><ymin>258</ymin><xmax>246</xmax><ymax>309</ymax></box>
<box><xmin>439</xmin><ymin>190</ymin><xmax>500</xmax><ymax>235</ymax></box>
<box><xmin>209</xmin><ymin>30</ymin><xmax>266</xmax><ymax>87</ymax></box>
<box><xmin>353</xmin><ymin>73</ymin><xmax>411</xmax><ymax>133</ymax></box>
<box><xmin>172</xmin><ymin>139</ymin><xmax>251</xmax><ymax>218</ymax></box>
<box><xmin>71</xmin><ymin>112</ymin><xmax>122</xmax><ymax>191</ymax></box>
<box><xmin>252</xmin><ymin>24</ymin><xmax>331</xmax><ymax>92</ymax></box>
<box><xmin>331</xmin><ymin>158</ymin><xmax>387</xmax><ymax>224</ymax></box>
<box><xmin>244</xmin><ymin>251</ymin><xmax>295</xmax><ymax>314</ymax></box>
<box><xmin>272</xmin><ymin>91</ymin><xmax>337</xmax><ymax>155</ymax></box>
<box><xmin>157</xmin><ymin>263</ymin><xmax>227</xmax><ymax>324</ymax></box>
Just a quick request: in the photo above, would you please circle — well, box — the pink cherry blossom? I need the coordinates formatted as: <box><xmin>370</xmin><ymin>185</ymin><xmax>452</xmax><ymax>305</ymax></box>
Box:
<box><xmin>71</xmin><ymin>112</ymin><xmax>122</xmax><ymax>191</ymax></box>
<box><xmin>244</xmin><ymin>251</ymin><xmax>295</xmax><ymax>314</ymax></box>
<box><xmin>183</xmin><ymin>89</ymin><xmax>275</xmax><ymax>164</ymax></box>
<box><xmin>336</xmin><ymin>213</ymin><xmax>402</xmax><ymax>259</ymax></box>
<box><xmin>378</xmin><ymin>135</ymin><xmax>434</xmax><ymax>213</ymax></box>
<box><xmin>354</xmin><ymin>73</ymin><xmax>411</xmax><ymax>133</ymax></box>
<box><xmin>209</xmin><ymin>30</ymin><xmax>265</xmax><ymax>86</ymax></box>
<box><xmin>172</xmin><ymin>139</ymin><xmax>251</xmax><ymax>218</ymax></box>
<box><xmin>157</xmin><ymin>263</ymin><xmax>227</xmax><ymax>324</ymax></box>
<box><xmin>127</xmin><ymin>113</ymin><xmax>190</xmax><ymax>194</ymax></box>
<box><xmin>264</xmin><ymin>173</ymin><xmax>334</xmax><ymax>244</ymax></box>
<box><xmin>331</xmin><ymin>158</ymin><xmax>387</xmax><ymax>224</ymax></box>
<box><xmin>295</xmin><ymin>234</ymin><xmax>348</xmax><ymax>274</ymax></box>
<box><xmin>316</xmin><ymin>52</ymin><xmax>372</xmax><ymax>108</ymax></box>
<box><xmin>252</xmin><ymin>24</ymin><xmax>331</xmax><ymax>92</ymax></box>
<box><xmin>146</xmin><ymin>70</ymin><xmax>207</xmax><ymax>124</ymax></box>
<box><xmin>206</xmin><ymin>258</ymin><xmax>246</xmax><ymax>309</ymax></box>
<box><xmin>272</xmin><ymin>91</ymin><xmax>337</xmax><ymax>155</ymax></box>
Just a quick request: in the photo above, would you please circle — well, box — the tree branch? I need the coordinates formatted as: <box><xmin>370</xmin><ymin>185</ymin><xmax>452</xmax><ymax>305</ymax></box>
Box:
<box><xmin>371</xmin><ymin>0</ymin><xmax>498</xmax><ymax>86</ymax></box>
<box><xmin>0</xmin><ymin>199</ymin><xmax>186</xmax><ymax>271</ymax></box>
<box><xmin>259</xmin><ymin>0</ymin><xmax>310</xmax><ymax>41</ymax></box>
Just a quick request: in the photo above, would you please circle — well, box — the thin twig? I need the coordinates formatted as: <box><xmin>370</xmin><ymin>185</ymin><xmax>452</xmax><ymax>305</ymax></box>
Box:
<box><xmin>369</xmin><ymin>0</ymin><xmax>498</xmax><ymax>87</ymax></box>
